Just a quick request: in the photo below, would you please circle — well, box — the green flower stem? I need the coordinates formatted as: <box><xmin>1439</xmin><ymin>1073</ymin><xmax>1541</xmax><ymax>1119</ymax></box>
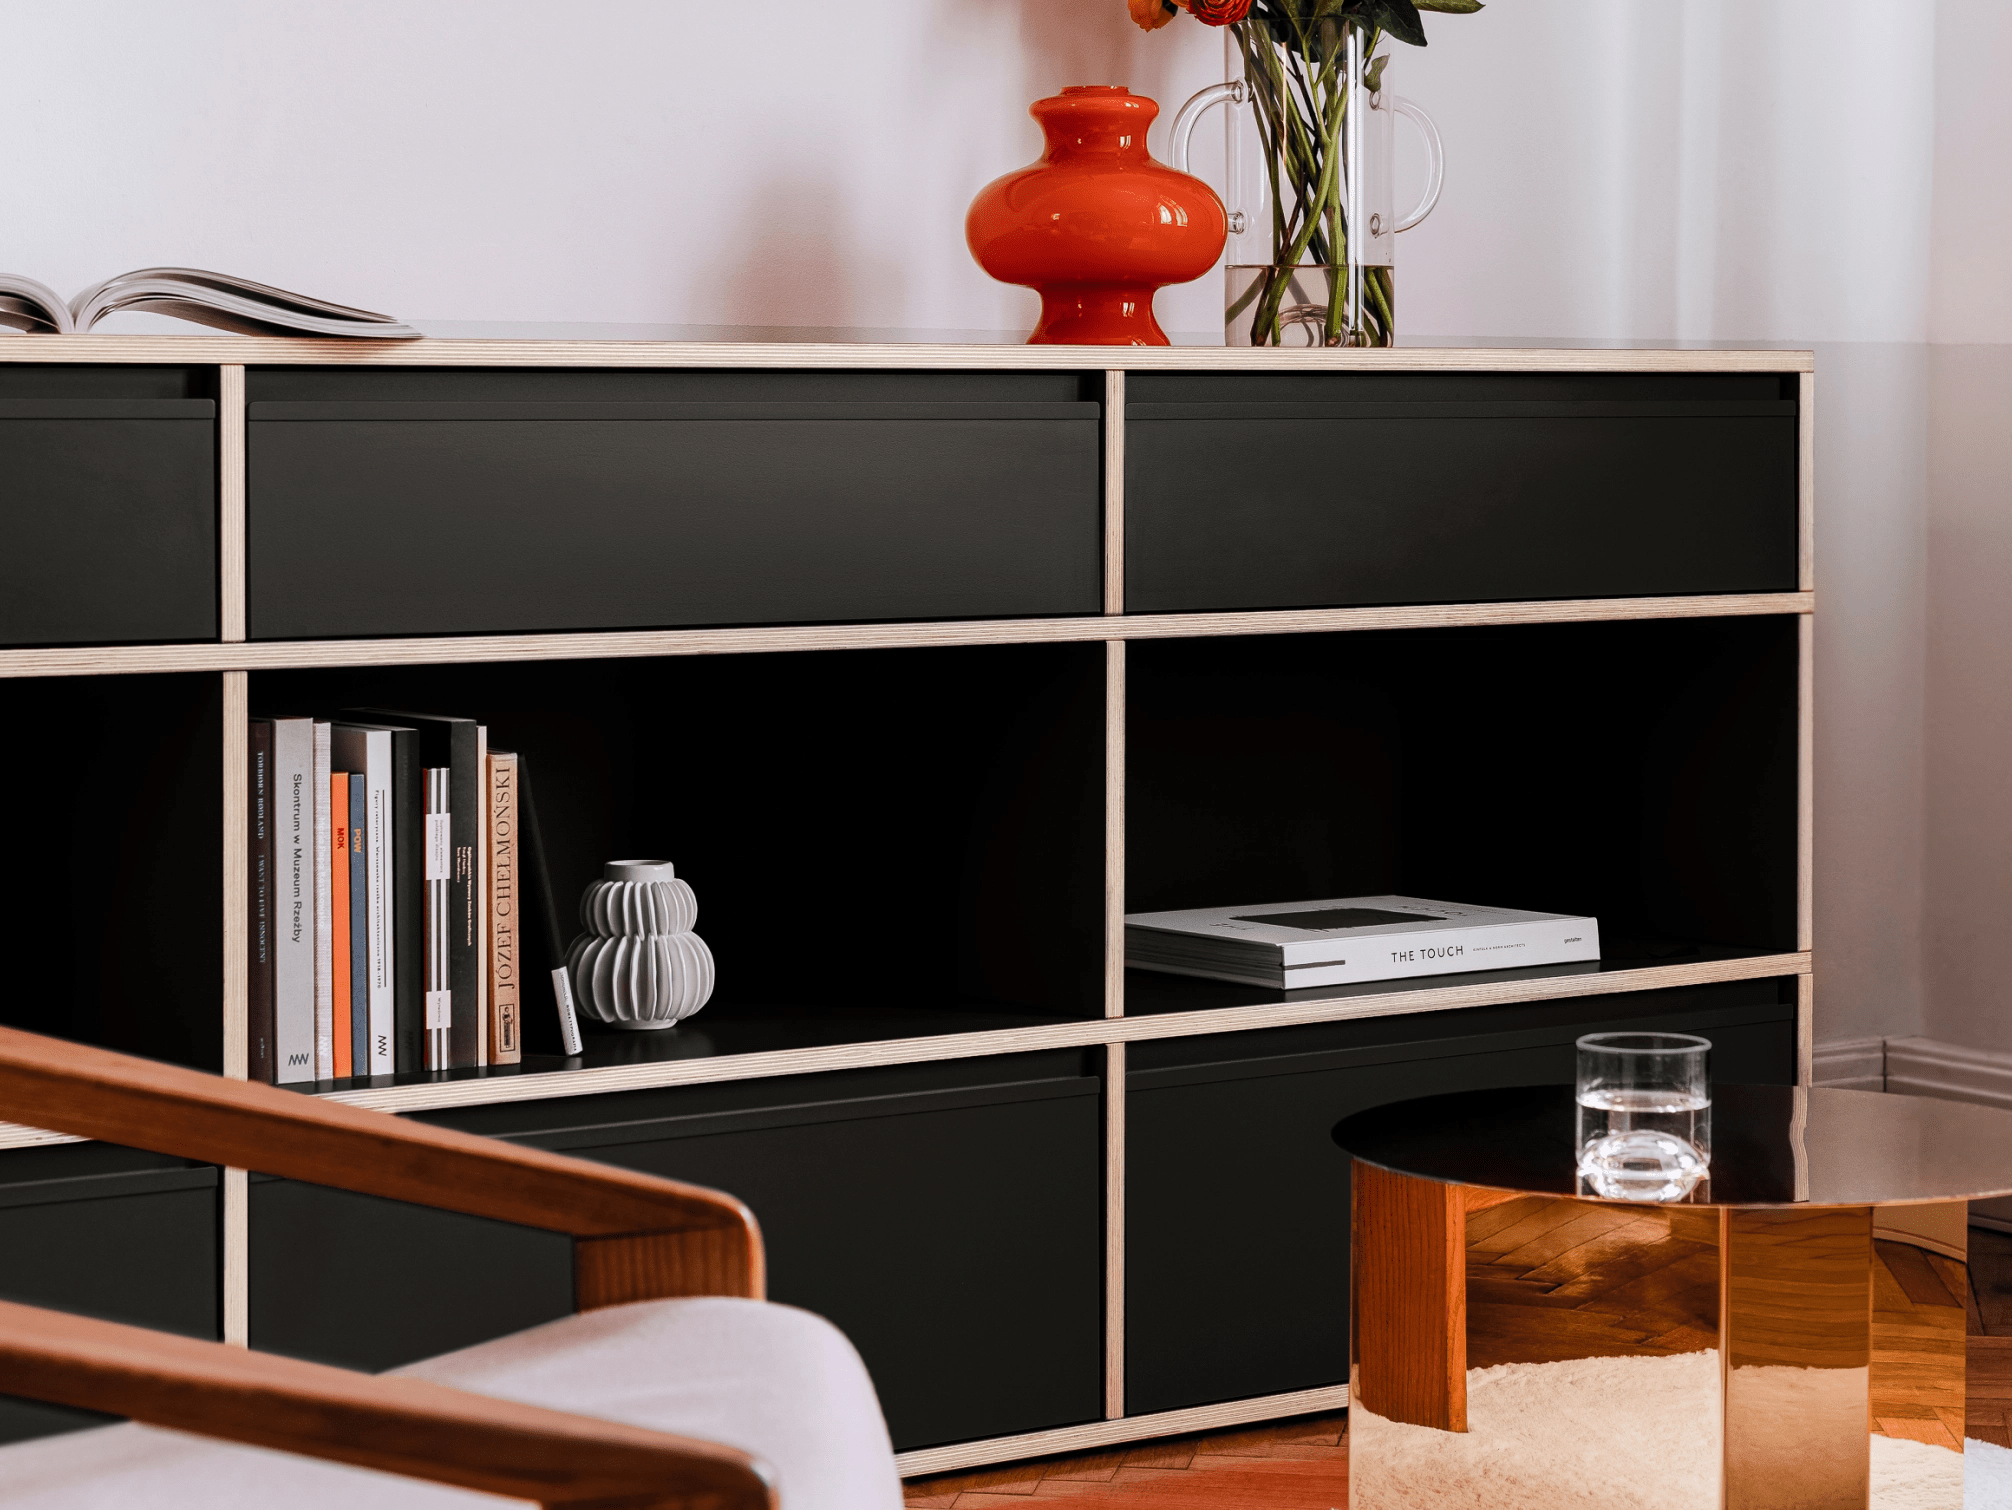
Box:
<box><xmin>1229</xmin><ymin>16</ymin><xmax>1398</xmax><ymax>347</ymax></box>
<box><xmin>1251</xmin><ymin>24</ymin><xmax>1343</xmax><ymax>342</ymax></box>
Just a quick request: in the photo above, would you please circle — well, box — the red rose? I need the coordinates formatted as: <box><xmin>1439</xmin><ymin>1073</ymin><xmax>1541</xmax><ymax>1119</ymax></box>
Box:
<box><xmin>1187</xmin><ymin>0</ymin><xmax>1253</xmax><ymax>22</ymax></box>
<box><xmin>1127</xmin><ymin>0</ymin><xmax>1177</xmax><ymax>30</ymax></box>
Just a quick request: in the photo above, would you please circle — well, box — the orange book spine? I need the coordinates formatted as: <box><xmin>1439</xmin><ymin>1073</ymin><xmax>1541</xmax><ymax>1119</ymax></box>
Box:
<box><xmin>330</xmin><ymin>773</ymin><xmax>353</xmax><ymax>1080</ymax></box>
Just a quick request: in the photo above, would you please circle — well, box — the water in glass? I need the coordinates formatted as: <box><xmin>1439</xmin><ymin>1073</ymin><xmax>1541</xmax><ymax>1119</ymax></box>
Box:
<box><xmin>1576</xmin><ymin>1087</ymin><xmax>1710</xmax><ymax>1201</ymax></box>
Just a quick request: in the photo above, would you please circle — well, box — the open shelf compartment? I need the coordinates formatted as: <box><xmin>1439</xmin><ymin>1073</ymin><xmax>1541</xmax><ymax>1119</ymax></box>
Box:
<box><xmin>1124</xmin><ymin>615</ymin><xmax>1801</xmax><ymax>1013</ymax></box>
<box><xmin>250</xmin><ymin>638</ymin><xmax>1108</xmax><ymax>1090</ymax></box>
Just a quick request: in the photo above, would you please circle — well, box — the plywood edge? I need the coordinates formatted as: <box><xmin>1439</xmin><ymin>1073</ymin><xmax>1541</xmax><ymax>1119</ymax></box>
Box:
<box><xmin>1797</xmin><ymin>975</ymin><xmax>1816</xmax><ymax>1091</ymax></box>
<box><xmin>0</xmin><ymin>1124</ymin><xmax>87</xmax><ymax>1151</ymax></box>
<box><xmin>221</xmin><ymin>671</ymin><xmax>249</xmax><ymax>1082</ymax></box>
<box><xmin>0</xmin><ymin>336</ymin><xmax>1815</xmax><ymax>372</ymax></box>
<box><xmin>221</xmin><ymin>1167</ymin><xmax>248</xmax><ymax>1345</ymax></box>
<box><xmin>4</xmin><ymin>951</ymin><xmax>1809</xmax><ymax>1139</ymax></box>
<box><xmin>892</xmin><ymin>1383</ymin><xmax>1352</xmax><ymax>1477</ymax></box>
<box><xmin>1797</xmin><ymin>370</ymin><xmax>1815</xmax><ymax>593</ymax></box>
<box><xmin>315</xmin><ymin>951</ymin><xmax>1810</xmax><ymax>1117</ymax></box>
<box><xmin>0</xmin><ymin>592</ymin><xmax>1817</xmax><ymax>680</ymax></box>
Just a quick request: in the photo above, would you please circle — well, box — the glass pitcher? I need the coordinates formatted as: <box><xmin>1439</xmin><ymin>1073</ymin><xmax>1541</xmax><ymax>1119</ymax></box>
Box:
<box><xmin>1172</xmin><ymin>21</ymin><xmax>1444</xmax><ymax>347</ymax></box>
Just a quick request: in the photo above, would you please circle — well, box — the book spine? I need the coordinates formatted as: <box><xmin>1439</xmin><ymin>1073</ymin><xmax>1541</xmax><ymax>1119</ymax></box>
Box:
<box><xmin>247</xmin><ymin>720</ymin><xmax>276</xmax><ymax>1084</ymax></box>
<box><xmin>447</xmin><ymin>722</ymin><xmax>483</xmax><ymax>1070</ymax></box>
<box><xmin>1298</xmin><ymin>917</ymin><xmax>1599</xmax><ymax>974</ymax></box>
<box><xmin>365</xmin><ymin>735</ymin><xmax>397</xmax><ymax>1076</ymax></box>
<box><xmin>486</xmin><ymin>752</ymin><xmax>521</xmax><ymax>1064</ymax></box>
<box><xmin>424</xmin><ymin>765</ymin><xmax>452</xmax><ymax>1071</ymax></box>
<box><xmin>311</xmin><ymin>721</ymin><xmax>333</xmax><ymax>1081</ymax></box>
<box><xmin>270</xmin><ymin>718</ymin><xmax>316</xmax><ymax>1084</ymax></box>
<box><xmin>330</xmin><ymin>772</ymin><xmax>352</xmax><ymax>1079</ymax></box>
<box><xmin>1278</xmin><ymin>918</ymin><xmax>1603</xmax><ymax>988</ymax></box>
<box><xmin>349</xmin><ymin>771</ymin><xmax>370</xmax><ymax>1078</ymax></box>
<box><xmin>476</xmin><ymin>725</ymin><xmax>488</xmax><ymax>1065</ymax></box>
<box><xmin>389</xmin><ymin>730</ymin><xmax>423</xmax><ymax>1074</ymax></box>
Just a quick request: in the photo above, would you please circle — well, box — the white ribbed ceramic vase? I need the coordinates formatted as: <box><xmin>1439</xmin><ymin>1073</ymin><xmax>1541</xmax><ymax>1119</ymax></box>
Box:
<box><xmin>565</xmin><ymin>859</ymin><xmax>715</xmax><ymax>1030</ymax></box>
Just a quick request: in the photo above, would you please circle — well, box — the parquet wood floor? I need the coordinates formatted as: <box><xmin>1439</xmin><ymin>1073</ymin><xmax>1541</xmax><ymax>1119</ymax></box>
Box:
<box><xmin>1871</xmin><ymin>1237</ymin><xmax>1967</xmax><ymax>1448</ymax></box>
<box><xmin>1465</xmin><ymin>1195</ymin><xmax>1719</xmax><ymax>1368</ymax></box>
<box><xmin>903</xmin><ymin>1223</ymin><xmax>2012</xmax><ymax>1504</ymax></box>
<box><xmin>1965</xmin><ymin>1226</ymin><xmax>2012</xmax><ymax>1447</ymax></box>
<box><xmin>902</xmin><ymin>1415</ymin><xmax>1349</xmax><ymax>1509</ymax></box>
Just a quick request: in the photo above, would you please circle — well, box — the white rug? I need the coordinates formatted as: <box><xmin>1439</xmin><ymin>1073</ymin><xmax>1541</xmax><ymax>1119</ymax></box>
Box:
<box><xmin>1348</xmin><ymin>1349</ymin><xmax>2012</xmax><ymax>1509</ymax></box>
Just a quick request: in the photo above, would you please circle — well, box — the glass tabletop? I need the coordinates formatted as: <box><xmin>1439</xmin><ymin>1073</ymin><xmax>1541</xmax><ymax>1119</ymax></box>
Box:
<box><xmin>1332</xmin><ymin>1083</ymin><xmax>2012</xmax><ymax>1207</ymax></box>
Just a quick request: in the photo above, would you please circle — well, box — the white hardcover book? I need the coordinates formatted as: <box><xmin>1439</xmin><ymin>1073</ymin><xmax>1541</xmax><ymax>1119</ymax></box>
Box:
<box><xmin>332</xmin><ymin>725</ymin><xmax>395</xmax><ymax>1076</ymax></box>
<box><xmin>269</xmin><ymin>717</ymin><xmax>317</xmax><ymax>1083</ymax></box>
<box><xmin>1125</xmin><ymin>895</ymin><xmax>1600</xmax><ymax>990</ymax></box>
<box><xmin>311</xmin><ymin>721</ymin><xmax>333</xmax><ymax>1081</ymax></box>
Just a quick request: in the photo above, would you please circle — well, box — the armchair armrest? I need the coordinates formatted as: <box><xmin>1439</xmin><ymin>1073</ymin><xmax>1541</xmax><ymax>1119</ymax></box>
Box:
<box><xmin>0</xmin><ymin>1297</ymin><xmax>771</xmax><ymax>1509</ymax></box>
<box><xmin>0</xmin><ymin>1026</ymin><xmax>762</xmax><ymax>1306</ymax></box>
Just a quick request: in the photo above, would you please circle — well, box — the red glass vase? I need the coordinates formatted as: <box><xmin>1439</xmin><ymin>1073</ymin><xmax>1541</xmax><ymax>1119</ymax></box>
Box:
<box><xmin>966</xmin><ymin>86</ymin><xmax>1228</xmax><ymax>346</ymax></box>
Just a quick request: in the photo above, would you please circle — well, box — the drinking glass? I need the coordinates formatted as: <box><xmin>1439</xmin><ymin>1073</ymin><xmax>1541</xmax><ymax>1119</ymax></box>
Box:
<box><xmin>1575</xmin><ymin>1032</ymin><xmax>1711</xmax><ymax>1201</ymax></box>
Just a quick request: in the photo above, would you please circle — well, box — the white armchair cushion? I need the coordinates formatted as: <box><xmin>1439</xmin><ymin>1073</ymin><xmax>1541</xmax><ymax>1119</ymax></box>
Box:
<box><xmin>0</xmin><ymin>1297</ymin><xmax>904</xmax><ymax>1509</ymax></box>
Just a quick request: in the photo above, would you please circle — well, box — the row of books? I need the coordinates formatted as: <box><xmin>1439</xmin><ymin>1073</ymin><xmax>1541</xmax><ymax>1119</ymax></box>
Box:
<box><xmin>248</xmin><ymin>709</ymin><xmax>529</xmax><ymax>1084</ymax></box>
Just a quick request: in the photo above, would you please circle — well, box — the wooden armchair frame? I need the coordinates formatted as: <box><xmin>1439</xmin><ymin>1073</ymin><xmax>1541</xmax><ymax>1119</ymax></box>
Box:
<box><xmin>0</xmin><ymin>1026</ymin><xmax>777</xmax><ymax>1509</ymax></box>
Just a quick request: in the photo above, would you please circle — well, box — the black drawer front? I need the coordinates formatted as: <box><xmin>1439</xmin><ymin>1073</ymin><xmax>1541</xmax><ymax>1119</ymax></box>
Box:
<box><xmin>0</xmin><ymin>1145</ymin><xmax>220</xmax><ymax>1445</ymax></box>
<box><xmin>246</xmin><ymin>370</ymin><xmax>1103</xmax><ymax>639</ymax></box>
<box><xmin>1123</xmin><ymin>979</ymin><xmax>1797</xmax><ymax>1417</ymax></box>
<box><xmin>1124</xmin><ymin>372</ymin><xmax>1799</xmax><ymax>612</ymax></box>
<box><xmin>541</xmin><ymin>1069</ymin><xmax>1105</xmax><ymax>1452</ymax></box>
<box><xmin>271</xmin><ymin>1053</ymin><xmax>1104</xmax><ymax>1453</ymax></box>
<box><xmin>0</xmin><ymin>367</ymin><xmax>217</xmax><ymax>647</ymax></box>
<box><xmin>248</xmin><ymin>1177</ymin><xmax>575</xmax><ymax>1373</ymax></box>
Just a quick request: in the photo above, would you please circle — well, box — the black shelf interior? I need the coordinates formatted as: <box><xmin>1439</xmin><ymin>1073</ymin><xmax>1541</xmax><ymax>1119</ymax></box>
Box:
<box><xmin>0</xmin><ymin>672</ymin><xmax>224</xmax><ymax>1072</ymax></box>
<box><xmin>252</xmin><ymin>639</ymin><xmax>1107</xmax><ymax>1085</ymax></box>
<box><xmin>1125</xmin><ymin>616</ymin><xmax>1800</xmax><ymax>1011</ymax></box>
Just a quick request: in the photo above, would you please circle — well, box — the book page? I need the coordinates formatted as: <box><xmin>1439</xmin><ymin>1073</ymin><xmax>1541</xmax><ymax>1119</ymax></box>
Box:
<box><xmin>0</xmin><ymin>274</ymin><xmax>72</xmax><ymax>333</ymax></box>
<box><xmin>70</xmin><ymin>268</ymin><xmax>419</xmax><ymax>337</ymax></box>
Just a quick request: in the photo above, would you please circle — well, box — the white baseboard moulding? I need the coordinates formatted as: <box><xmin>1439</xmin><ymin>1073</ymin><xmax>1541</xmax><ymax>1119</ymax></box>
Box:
<box><xmin>1882</xmin><ymin>1035</ymin><xmax>2012</xmax><ymax>1233</ymax></box>
<box><xmin>1810</xmin><ymin>1035</ymin><xmax>1886</xmax><ymax>1092</ymax></box>
<box><xmin>1818</xmin><ymin>1034</ymin><xmax>2012</xmax><ymax>1234</ymax></box>
<box><xmin>892</xmin><ymin>1384</ymin><xmax>1351</xmax><ymax>1478</ymax></box>
<box><xmin>1883</xmin><ymin>1035</ymin><xmax>2012</xmax><ymax>1111</ymax></box>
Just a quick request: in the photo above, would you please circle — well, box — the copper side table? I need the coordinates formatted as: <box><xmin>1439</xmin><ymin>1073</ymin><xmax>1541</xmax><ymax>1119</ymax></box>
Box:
<box><xmin>1334</xmin><ymin>1084</ymin><xmax>2012</xmax><ymax>1510</ymax></box>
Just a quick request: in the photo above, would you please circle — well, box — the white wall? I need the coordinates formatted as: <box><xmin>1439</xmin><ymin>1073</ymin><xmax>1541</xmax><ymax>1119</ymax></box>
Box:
<box><xmin>1931</xmin><ymin>0</ymin><xmax>2012</xmax><ymax>346</ymax></box>
<box><xmin>7</xmin><ymin>0</ymin><xmax>2004</xmax><ymax>1050</ymax></box>
<box><xmin>0</xmin><ymin>0</ymin><xmax>1224</xmax><ymax>336</ymax></box>
<box><xmin>1387</xmin><ymin>2</ymin><xmax>1941</xmax><ymax>1046</ymax></box>
<box><xmin>1925</xmin><ymin>345</ymin><xmax>2012</xmax><ymax>1050</ymax></box>
<box><xmin>1922</xmin><ymin>0</ymin><xmax>2012</xmax><ymax>1052</ymax></box>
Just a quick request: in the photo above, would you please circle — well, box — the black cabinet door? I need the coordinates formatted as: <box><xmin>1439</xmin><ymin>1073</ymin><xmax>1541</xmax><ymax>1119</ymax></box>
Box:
<box><xmin>247</xmin><ymin>370</ymin><xmax>1103</xmax><ymax>639</ymax></box>
<box><xmin>1125</xmin><ymin>372</ymin><xmax>1799</xmax><ymax>612</ymax></box>
<box><xmin>261</xmin><ymin>1054</ymin><xmax>1105</xmax><ymax>1454</ymax></box>
<box><xmin>546</xmin><ymin>1073</ymin><xmax>1105</xmax><ymax>1452</ymax></box>
<box><xmin>0</xmin><ymin>1145</ymin><xmax>219</xmax><ymax>1444</ymax></box>
<box><xmin>248</xmin><ymin>1178</ymin><xmax>575</xmax><ymax>1373</ymax></box>
<box><xmin>1</xmin><ymin>368</ymin><xmax>216</xmax><ymax>647</ymax></box>
<box><xmin>1124</xmin><ymin>980</ymin><xmax>1797</xmax><ymax>1416</ymax></box>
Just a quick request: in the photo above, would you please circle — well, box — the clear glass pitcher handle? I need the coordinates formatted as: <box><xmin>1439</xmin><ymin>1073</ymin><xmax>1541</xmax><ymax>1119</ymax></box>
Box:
<box><xmin>1170</xmin><ymin>82</ymin><xmax>1248</xmax><ymax>233</ymax></box>
<box><xmin>1390</xmin><ymin>94</ymin><xmax>1445</xmax><ymax>232</ymax></box>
